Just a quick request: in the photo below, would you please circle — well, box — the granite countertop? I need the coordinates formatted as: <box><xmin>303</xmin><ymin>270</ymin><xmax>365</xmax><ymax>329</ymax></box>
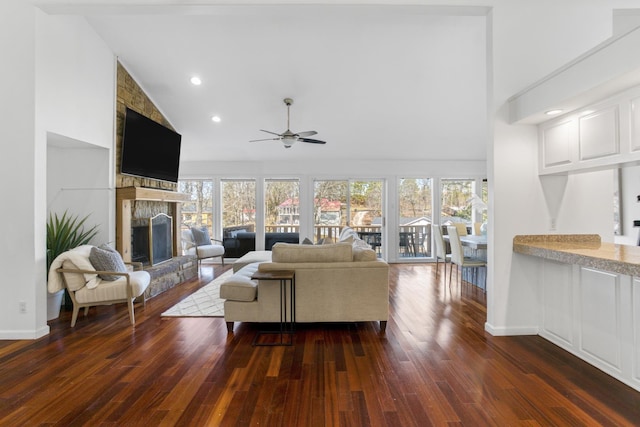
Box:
<box><xmin>513</xmin><ymin>234</ymin><xmax>640</xmax><ymax>277</ymax></box>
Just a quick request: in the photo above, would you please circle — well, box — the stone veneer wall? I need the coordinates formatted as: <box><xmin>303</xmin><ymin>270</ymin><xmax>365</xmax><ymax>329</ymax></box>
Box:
<box><xmin>115</xmin><ymin>62</ymin><xmax>197</xmax><ymax>297</ymax></box>
<box><xmin>115</xmin><ymin>61</ymin><xmax>176</xmax><ymax>191</ymax></box>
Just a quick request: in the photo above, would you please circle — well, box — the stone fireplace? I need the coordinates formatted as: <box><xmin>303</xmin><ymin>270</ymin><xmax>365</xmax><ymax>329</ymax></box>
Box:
<box><xmin>116</xmin><ymin>187</ymin><xmax>197</xmax><ymax>299</ymax></box>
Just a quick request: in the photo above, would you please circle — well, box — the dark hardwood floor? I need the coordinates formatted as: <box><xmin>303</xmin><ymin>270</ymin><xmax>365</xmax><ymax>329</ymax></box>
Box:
<box><xmin>1</xmin><ymin>263</ymin><xmax>640</xmax><ymax>426</ymax></box>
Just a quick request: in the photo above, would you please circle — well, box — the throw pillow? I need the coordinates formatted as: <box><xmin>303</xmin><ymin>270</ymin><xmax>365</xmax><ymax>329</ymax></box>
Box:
<box><xmin>99</xmin><ymin>243</ymin><xmax>118</xmax><ymax>253</ymax></box>
<box><xmin>89</xmin><ymin>246</ymin><xmax>127</xmax><ymax>281</ymax></box>
<box><xmin>302</xmin><ymin>237</ymin><xmax>314</xmax><ymax>245</ymax></box>
<box><xmin>191</xmin><ymin>227</ymin><xmax>211</xmax><ymax>246</ymax></box>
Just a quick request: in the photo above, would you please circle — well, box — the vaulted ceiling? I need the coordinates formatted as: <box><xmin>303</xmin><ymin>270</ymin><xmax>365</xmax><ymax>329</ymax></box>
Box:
<box><xmin>81</xmin><ymin>5</ymin><xmax>488</xmax><ymax>163</ymax></box>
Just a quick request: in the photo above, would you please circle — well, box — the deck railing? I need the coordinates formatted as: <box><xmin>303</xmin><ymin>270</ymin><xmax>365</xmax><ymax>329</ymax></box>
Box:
<box><xmin>262</xmin><ymin>224</ymin><xmax>432</xmax><ymax>257</ymax></box>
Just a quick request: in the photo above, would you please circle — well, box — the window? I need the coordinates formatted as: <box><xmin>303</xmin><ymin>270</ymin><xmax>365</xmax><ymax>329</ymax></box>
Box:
<box><xmin>398</xmin><ymin>178</ymin><xmax>432</xmax><ymax>258</ymax></box>
<box><xmin>264</xmin><ymin>179</ymin><xmax>300</xmax><ymax>246</ymax></box>
<box><xmin>313</xmin><ymin>180</ymin><xmax>347</xmax><ymax>242</ymax></box>
<box><xmin>221</xmin><ymin>179</ymin><xmax>256</xmax><ymax>233</ymax></box>
<box><xmin>179</xmin><ymin>180</ymin><xmax>213</xmax><ymax>234</ymax></box>
<box><xmin>440</xmin><ymin>179</ymin><xmax>475</xmax><ymax>231</ymax></box>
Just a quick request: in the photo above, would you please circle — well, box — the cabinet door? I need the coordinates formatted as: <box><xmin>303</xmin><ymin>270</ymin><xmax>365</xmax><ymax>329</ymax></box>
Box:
<box><xmin>578</xmin><ymin>106</ymin><xmax>619</xmax><ymax>161</ymax></box>
<box><xmin>541</xmin><ymin>120</ymin><xmax>573</xmax><ymax>168</ymax></box>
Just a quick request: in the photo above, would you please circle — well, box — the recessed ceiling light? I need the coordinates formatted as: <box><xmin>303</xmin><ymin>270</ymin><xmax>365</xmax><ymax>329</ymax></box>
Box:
<box><xmin>211</xmin><ymin>115</ymin><xmax>221</xmax><ymax>123</ymax></box>
<box><xmin>545</xmin><ymin>109</ymin><xmax>563</xmax><ymax>115</ymax></box>
<box><xmin>190</xmin><ymin>76</ymin><xmax>202</xmax><ymax>86</ymax></box>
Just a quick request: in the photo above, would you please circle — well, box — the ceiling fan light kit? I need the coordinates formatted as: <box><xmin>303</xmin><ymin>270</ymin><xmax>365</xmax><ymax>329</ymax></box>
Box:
<box><xmin>250</xmin><ymin>98</ymin><xmax>327</xmax><ymax>148</ymax></box>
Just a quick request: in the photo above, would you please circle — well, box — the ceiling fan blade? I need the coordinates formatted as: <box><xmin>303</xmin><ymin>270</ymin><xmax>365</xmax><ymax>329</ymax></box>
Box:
<box><xmin>259</xmin><ymin>129</ymin><xmax>282</xmax><ymax>136</ymax></box>
<box><xmin>249</xmin><ymin>137</ymin><xmax>280</xmax><ymax>142</ymax></box>
<box><xmin>299</xmin><ymin>138</ymin><xmax>326</xmax><ymax>144</ymax></box>
<box><xmin>296</xmin><ymin>131</ymin><xmax>317</xmax><ymax>137</ymax></box>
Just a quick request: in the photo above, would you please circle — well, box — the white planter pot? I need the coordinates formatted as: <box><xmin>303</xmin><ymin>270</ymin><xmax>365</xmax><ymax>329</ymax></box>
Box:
<box><xmin>47</xmin><ymin>290</ymin><xmax>64</xmax><ymax>321</ymax></box>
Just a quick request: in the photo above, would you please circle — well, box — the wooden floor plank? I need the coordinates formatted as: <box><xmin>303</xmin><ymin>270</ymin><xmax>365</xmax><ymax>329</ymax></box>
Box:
<box><xmin>0</xmin><ymin>263</ymin><xmax>639</xmax><ymax>426</ymax></box>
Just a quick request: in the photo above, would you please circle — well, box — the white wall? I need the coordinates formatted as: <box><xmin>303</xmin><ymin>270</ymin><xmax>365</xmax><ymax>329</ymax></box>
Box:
<box><xmin>486</xmin><ymin>0</ymin><xmax>640</xmax><ymax>335</ymax></box>
<box><xmin>0</xmin><ymin>3</ymin><xmax>116</xmax><ymax>339</ymax></box>
<box><xmin>0</xmin><ymin>0</ymin><xmax>42</xmax><ymax>339</ymax></box>
<box><xmin>47</xmin><ymin>139</ymin><xmax>112</xmax><ymax>246</ymax></box>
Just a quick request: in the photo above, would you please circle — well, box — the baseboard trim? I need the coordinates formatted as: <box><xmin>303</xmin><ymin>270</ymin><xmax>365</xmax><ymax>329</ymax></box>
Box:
<box><xmin>0</xmin><ymin>325</ymin><xmax>50</xmax><ymax>340</ymax></box>
<box><xmin>484</xmin><ymin>322</ymin><xmax>538</xmax><ymax>336</ymax></box>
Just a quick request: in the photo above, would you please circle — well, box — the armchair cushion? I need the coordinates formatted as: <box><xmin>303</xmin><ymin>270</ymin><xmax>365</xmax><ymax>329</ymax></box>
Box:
<box><xmin>74</xmin><ymin>271</ymin><xmax>151</xmax><ymax>304</ymax></box>
<box><xmin>89</xmin><ymin>246</ymin><xmax>127</xmax><ymax>281</ymax></box>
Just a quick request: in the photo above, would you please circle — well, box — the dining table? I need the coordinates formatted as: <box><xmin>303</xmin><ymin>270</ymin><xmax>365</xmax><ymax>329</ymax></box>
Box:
<box><xmin>458</xmin><ymin>235</ymin><xmax>487</xmax><ymax>250</ymax></box>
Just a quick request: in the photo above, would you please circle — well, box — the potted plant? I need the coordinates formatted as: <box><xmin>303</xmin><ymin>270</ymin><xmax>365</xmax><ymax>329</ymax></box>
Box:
<box><xmin>46</xmin><ymin>211</ymin><xmax>99</xmax><ymax>320</ymax></box>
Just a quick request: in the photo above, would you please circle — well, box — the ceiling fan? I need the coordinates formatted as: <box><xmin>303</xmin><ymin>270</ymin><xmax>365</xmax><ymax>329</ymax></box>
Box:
<box><xmin>250</xmin><ymin>98</ymin><xmax>326</xmax><ymax>148</ymax></box>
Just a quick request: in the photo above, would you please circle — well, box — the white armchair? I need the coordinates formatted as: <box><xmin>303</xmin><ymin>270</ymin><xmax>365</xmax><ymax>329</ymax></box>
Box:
<box><xmin>48</xmin><ymin>245</ymin><xmax>151</xmax><ymax>327</ymax></box>
<box><xmin>181</xmin><ymin>227</ymin><xmax>225</xmax><ymax>271</ymax></box>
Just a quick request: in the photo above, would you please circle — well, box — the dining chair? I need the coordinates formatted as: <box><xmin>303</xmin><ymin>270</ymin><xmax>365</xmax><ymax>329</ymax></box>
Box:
<box><xmin>447</xmin><ymin>226</ymin><xmax>486</xmax><ymax>290</ymax></box>
<box><xmin>473</xmin><ymin>222</ymin><xmax>482</xmax><ymax>236</ymax></box>
<box><xmin>432</xmin><ymin>224</ymin><xmax>451</xmax><ymax>282</ymax></box>
<box><xmin>451</xmin><ymin>222</ymin><xmax>468</xmax><ymax>236</ymax></box>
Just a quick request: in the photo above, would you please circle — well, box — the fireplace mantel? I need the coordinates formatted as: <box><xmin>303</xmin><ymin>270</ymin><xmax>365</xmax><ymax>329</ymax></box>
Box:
<box><xmin>116</xmin><ymin>187</ymin><xmax>190</xmax><ymax>262</ymax></box>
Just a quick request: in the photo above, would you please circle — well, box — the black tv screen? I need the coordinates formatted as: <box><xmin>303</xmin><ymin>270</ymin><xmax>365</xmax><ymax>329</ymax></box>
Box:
<box><xmin>121</xmin><ymin>107</ymin><xmax>182</xmax><ymax>183</ymax></box>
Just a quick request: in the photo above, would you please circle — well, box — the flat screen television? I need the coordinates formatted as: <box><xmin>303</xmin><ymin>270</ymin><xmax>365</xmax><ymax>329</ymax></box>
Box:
<box><xmin>120</xmin><ymin>107</ymin><xmax>182</xmax><ymax>183</ymax></box>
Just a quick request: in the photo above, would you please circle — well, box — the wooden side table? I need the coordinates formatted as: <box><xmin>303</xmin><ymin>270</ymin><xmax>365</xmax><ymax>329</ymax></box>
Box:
<box><xmin>251</xmin><ymin>270</ymin><xmax>296</xmax><ymax>346</ymax></box>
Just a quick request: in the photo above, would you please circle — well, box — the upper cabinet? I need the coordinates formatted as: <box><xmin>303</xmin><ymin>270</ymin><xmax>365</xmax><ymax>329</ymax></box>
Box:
<box><xmin>539</xmin><ymin>87</ymin><xmax>640</xmax><ymax>175</ymax></box>
<box><xmin>506</xmin><ymin>23</ymin><xmax>640</xmax><ymax>175</ymax></box>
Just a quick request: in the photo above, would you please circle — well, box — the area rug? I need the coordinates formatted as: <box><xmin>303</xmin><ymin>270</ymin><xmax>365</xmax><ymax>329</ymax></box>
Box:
<box><xmin>161</xmin><ymin>269</ymin><xmax>232</xmax><ymax>317</ymax></box>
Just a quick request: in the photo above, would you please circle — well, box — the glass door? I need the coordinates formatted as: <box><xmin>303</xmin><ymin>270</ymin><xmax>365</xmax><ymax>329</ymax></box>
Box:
<box><xmin>397</xmin><ymin>178</ymin><xmax>432</xmax><ymax>259</ymax></box>
<box><xmin>313</xmin><ymin>179</ymin><xmax>384</xmax><ymax>256</ymax></box>
<box><xmin>313</xmin><ymin>180</ymin><xmax>347</xmax><ymax>243</ymax></box>
<box><xmin>221</xmin><ymin>179</ymin><xmax>256</xmax><ymax>257</ymax></box>
<box><xmin>349</xmin><ymin>180</ymin><xmax>383</xmax><ymax>257</ymax></box>
<box><xmin>264</xmin><ymin>179</ymin><xmax>300</xmax><ymax>248</ymax></box>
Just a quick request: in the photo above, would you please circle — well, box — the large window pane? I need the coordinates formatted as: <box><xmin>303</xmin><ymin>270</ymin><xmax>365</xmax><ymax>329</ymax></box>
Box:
<box><xmin>440</xmin><ymin>179</ymin><xmax>475</xmax><ymax>233</ymax></box>
<box><xmin>398</xmin><ymin>178</ymin><xmax>432</xmax><ymax>258</ymax></box>
<box><xmin>222</xmin><ymin>180</ymin><xmax>256</xmax><ymax>257</ymax></box>
<box><xmin>350</xmin><ymin>180</ymin><xmax>383</xmax><ymax>256</ymax></box>
<box><xmin>264</xmin><ymin>179</ymin><xmax>300</xmax><ymax>247</ymax></box>
<box><xmin>179</xmin><ymin>180</ymin><xmax>213</xmax><ymax>234</ymax></box>
<box><xmin>313</xmin><ymin>180</ymin><xmax>347</xmax><ymax>242</ymax></box>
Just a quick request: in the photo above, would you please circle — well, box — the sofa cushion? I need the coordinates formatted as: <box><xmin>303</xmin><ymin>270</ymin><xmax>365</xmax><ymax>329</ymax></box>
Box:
<box><xmin>271</xmin><ymin>242</ymin><xmax>352</xmax><ymax>263</ymax></box>
<box><xmin>353</xmin><ymin>246</ymin><xmax>377</xmax><ymax>261</ymax></box>
<box><xmin>220</xmin><ymin>262</ymin><xmax>260</xmax><ymax>302</ymax></box>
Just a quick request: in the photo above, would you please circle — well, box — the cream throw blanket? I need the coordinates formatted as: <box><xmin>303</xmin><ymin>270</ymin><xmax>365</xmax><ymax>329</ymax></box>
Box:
<box><xmin>47</xmin><ymin>245</ymin><xmax>99</xmax><ymax>293</ymax></box>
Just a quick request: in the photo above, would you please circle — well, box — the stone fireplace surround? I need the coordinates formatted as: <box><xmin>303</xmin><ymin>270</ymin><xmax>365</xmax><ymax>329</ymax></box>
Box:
<box><xmin>116</xmin><ymin>187</ymin><xmax>197</xmax><ymax>299</ymax></box>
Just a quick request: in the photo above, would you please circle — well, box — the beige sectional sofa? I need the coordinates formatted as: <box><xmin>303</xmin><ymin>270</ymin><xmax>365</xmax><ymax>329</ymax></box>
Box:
<box><xmin>220</xmin><ymin>230</ymin><xmax>390</xmax><ymax>332</ymax></box>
